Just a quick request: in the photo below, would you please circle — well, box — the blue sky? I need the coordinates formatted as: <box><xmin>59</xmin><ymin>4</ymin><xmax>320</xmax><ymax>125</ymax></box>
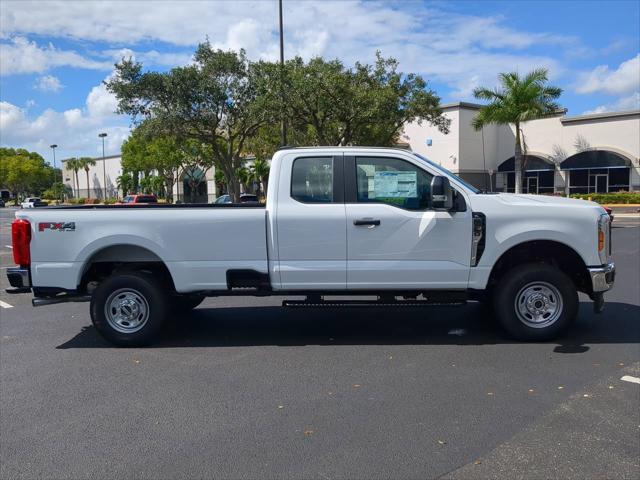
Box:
<box><xmin>1</xmin><ymin>0</ymin><xmax>639</xmax><ymax>162</ymax></box>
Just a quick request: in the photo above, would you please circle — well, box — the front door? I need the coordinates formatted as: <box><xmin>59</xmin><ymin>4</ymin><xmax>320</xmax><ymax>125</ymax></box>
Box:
<box><xmin>590</xmin><ymin>173</ymin><xmax>609</xmax><ymax>193</ymax></box>
<box><xmin>526</xmin><ymin>176</ymin><xmax>538</xmax><ymax>194</ymax></box>
<box><xmin>344</xmin><ymin>155</ymin><xmax>472</xmax><ymax>290</ymax></box>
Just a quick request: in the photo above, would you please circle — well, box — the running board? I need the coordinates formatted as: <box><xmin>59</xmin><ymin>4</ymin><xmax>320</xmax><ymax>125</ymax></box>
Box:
<box><xmin>282</xmin><ymin>295</ymin><xmax>466</xmax><ymax>308</ymax></box>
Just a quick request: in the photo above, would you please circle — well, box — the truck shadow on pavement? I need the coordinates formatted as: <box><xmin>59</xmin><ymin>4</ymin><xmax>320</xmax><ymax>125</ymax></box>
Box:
<box><xmin>57</xmin><ymin>301</ymin><xmax>640</xmax><ymax>350</ymax></box>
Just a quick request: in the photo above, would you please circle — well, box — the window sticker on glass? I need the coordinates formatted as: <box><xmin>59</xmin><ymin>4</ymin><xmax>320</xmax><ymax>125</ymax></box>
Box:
<box><xmin>371</xmin><ymin>171</ymin><xmax>417</xmax><ymax>198</ymax></box>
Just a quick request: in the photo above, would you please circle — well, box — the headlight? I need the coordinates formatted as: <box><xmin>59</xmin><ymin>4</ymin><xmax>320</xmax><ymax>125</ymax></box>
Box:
<box><xmin>597</xmin><ymin>213</ymin><xmax>610</xmax><ymax>263</ymax></box>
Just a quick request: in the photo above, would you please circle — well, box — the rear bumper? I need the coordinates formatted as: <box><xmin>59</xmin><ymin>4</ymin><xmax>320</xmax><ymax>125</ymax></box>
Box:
<box><xmin>588</xmin><ymin>262</ymin><xmax>615</xmax><ymax>293</ymax></box>
<box><xmin>6</xmin><ymin>267</ymin><xmax>31</xmax><ymax>292</ymax></box>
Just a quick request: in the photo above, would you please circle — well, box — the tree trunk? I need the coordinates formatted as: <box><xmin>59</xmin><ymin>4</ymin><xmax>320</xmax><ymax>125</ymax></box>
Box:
<box><xmin>85</xmin><ymin>170</ymin><xmax>91</xmax><ymax>199</ymax></box>
<box><xmin>164</xmin><ymin>175</ymin><xmax>173</xmax><ymax>203</ymax></box>
<box><xmin>74</xmin><ymin>171</ymin><xmax>79</xmax><ymax>198</ymax></box>
<box><xmin>514</xmin><ymin>123</ymin><xmax>523</xmax><ymax>194</ymax></box>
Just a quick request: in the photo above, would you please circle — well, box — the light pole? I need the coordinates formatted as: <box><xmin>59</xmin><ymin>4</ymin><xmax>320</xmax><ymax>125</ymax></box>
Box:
<box><xmin>49</xmin><ymin>144</ymin><xmax>59</xmax><ymax>202</ymax></box>
<box><xmin>278</xmin><ymin>0</ymin><xmax>287</xmax><ymax>146</ymax></box>
<box><xmin>99</xmin><ymin>132</ymin><xmax>107</xmax><ymax>200</ymax></box>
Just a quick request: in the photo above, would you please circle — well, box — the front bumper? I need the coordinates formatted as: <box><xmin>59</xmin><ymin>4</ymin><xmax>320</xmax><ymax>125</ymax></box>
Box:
<box><xmin>588</xmin><ymin>262</ymin><xmax>615</xmax><ymax>293</ymax></box>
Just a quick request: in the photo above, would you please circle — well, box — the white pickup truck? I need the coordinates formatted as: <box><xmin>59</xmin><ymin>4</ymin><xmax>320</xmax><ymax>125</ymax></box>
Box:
<box><xmin>7</xmin><ymin>147</ymin><xmax>615</xmax><ymax>346</ymax></box>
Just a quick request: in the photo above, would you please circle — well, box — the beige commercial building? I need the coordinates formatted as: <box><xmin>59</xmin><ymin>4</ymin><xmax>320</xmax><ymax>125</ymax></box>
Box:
<box><xmin>403</xmin><ymin>103</ymin><xmax>640</xmax><ymax>193</ymax></box>
<box><xmin>62</xmin><ymin>155</ymin><xmax>217</xmax><ymax>202</ymax></box>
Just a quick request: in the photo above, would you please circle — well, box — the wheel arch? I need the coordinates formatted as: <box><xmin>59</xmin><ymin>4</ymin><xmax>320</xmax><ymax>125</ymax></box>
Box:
<box><xmin>487</xmin><ymin>240</ymin><xmax>592</xmax><ymax>294</ymax></box>
<box><xmin>77</xmin><ymin>243</ymin><xmax>177</xmax><ymax>293</ymax></box>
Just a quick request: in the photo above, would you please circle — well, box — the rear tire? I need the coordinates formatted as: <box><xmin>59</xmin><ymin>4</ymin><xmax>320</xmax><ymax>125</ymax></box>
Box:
<box><xmin>493</xmin><ymin>263</ymin><xmax>578</xmax><ymax>341</ymax></box>
<box><xmin>90</xmin><ymin>272</ymin><xmax>168</xmax><ymax>347</ymax></box>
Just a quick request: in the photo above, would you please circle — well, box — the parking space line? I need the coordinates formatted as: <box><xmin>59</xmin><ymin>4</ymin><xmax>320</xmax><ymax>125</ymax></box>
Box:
<box><xmin>5</xmin><ymin>245</ymin><xmax>12</xmax><ymax>249</ymax></box>
<box><xmin>0</xmin><ymin>300</ymin><xmax>14</xmax><ymax>309</ymax></box>
<box><xmin>620</xmin><ymin>375</ymin><xmax>640</xmax><ymax>385</ymax></box>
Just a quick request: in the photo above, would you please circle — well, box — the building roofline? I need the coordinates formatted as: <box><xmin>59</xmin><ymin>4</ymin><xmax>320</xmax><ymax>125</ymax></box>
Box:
<box><xmin>440</xmin><ymin>101</ymin><xmax>566</xmax><ymax>116</ymax></box>
<box><xmin>439</xmin><ymin>101</ymin><xmax>483</xmax><ymax>111</ymax></box>
<box><xmin>561</xmin><ymin>109</ymin><xmax>640</xmax><ymax>124</ymax></box>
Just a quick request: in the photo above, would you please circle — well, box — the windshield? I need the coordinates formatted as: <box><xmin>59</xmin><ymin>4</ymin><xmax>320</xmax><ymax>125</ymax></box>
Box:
<box><xmin>413</xmin><ymin>153</ymin><xmax>480</xmax><ymax>194</ymax></box>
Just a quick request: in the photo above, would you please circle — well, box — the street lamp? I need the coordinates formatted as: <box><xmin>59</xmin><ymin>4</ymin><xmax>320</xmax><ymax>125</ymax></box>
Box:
<box><xmin>278</xmin><ymin>0</ymin><xmax>287</xmax><ymax>146</ymax></box>
<box><xmin>49</xmin><ymin>144</ymin><xmax>60</xmax><ymax>202</ymax></box>
<box><xmin>99</xmin><ymin>133</ymin><xmax>107</xmax><ymax>200</ymax></box>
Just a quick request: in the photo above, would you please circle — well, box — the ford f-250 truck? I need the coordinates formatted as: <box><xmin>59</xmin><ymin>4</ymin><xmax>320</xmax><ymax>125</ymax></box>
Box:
<box><xmin>7</xmin><ymin>147</ymin><xmax>615</xmax><ymax>346</ymax></box>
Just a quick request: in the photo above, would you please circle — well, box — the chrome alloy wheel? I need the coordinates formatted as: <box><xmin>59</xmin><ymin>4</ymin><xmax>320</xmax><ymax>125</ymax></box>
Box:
<box><xmin>514</xmin><ymin>281</ymin><xmax>563</xmax><ymax>328</ymax></box>
<box><xmin>104</xmin><ymin>288</ymin><xmax>150</xmax><ymax>334</ymax></box>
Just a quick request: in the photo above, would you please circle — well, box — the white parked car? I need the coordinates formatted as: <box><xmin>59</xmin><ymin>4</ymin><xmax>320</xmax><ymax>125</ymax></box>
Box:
<box><xmin>20</xmin><ymin>197</ymin><xmax>48</xmax><ymax>209</ymax></box>
<box><xmin>7</xmin><ymin>147</ymin><xmax>614</xmax><ymax>346</ymax></box>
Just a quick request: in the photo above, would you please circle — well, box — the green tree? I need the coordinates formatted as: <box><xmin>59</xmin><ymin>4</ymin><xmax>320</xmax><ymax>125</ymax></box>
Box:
<box><xmin>77</xmin><ymin>157</ymin><xmax>96</xmax><ymax>199</ymax></box>
<box><xmin>214</xmin><ymin>168</ymin><xmax>227</xmax><ymax>196</ymax></box>
<box><xmin>121</xmin><ymin>123</ymin><xmax>187</xmax><ymax>201</ymax></box>
<box><xmin>235</xmin><ymin>166</ymin><xmax>252</xmax><ymax>194</ymax></box>
<box><xmin>0</xmin><ymin>148</ymin><xmax>52</xmax><ymax>203</ymax></box>
<box><xmin>262</xmin><ymin>53</ymin><xmax>449</xmax><ymax>146</ymax></box>
<box><xmin>250</xmin><ymin>158</ymin><xmax>270</xmax><ymax>197</ymax></box>
<box><xmin>116</xmin><ymin>172</ymin><xmax>135</xmax><ymax>196</ymax></box>
<box><xmin>472</xmin><ymin>69</ymin><xmax>562</xmax><ymax>194</ymax></box>
<box><xmin>43</xmin><ymin>182</ymin><xmax>72</xmax><ymax>201</ymax></box>
<box><xmin>139</xmin><ymin>175</ymin><xmax>165</xmax><ymax>196</ymax></box>
<box><xmin>106</xmin><ymin>43</ymin><xmax>272</xmax><ymax>201</ymax></box>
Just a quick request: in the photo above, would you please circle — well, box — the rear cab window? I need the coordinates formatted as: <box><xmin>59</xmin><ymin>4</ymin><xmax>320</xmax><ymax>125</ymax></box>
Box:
<box><xmin>291</xmin><ymin>157</ymin><xmax>334</xmax><ymax>203</ymax></box>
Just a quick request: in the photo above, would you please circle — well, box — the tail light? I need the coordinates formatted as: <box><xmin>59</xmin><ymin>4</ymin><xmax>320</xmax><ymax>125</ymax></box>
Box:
<box><xmin>12</xmin><ymin>219</ymin><xmax>31</xmax><ymax>266</ymax></box>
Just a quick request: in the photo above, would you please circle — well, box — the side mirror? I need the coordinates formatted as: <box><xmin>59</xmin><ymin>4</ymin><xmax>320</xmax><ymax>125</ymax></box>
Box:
<box><xmin>430</xmin><ymin>175</ymin><xmax>453</xmax><ymax>210</ymax></box>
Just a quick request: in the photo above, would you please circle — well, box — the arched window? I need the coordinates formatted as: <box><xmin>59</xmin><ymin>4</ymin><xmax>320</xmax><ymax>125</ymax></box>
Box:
<box><xmin>497</xmin><ymin>155</ymin><xmax>555</xmax><ymax>194</ymax></box>
<box><xmin>561</xmin><ymin>150</ymin><xmax>631</xmax><ymax>194</ymax></box>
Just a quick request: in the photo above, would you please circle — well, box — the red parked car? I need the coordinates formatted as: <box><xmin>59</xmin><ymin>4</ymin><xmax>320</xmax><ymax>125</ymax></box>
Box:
<box><xmin>116</xmin><ymin>194</ymin><xmax>158</xmax><ymax>205</ymax></box>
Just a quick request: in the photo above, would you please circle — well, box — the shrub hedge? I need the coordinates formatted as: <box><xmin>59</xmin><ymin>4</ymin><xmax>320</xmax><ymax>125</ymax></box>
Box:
<box><xmin>569</xmin><ymin>192</ymin><xmax>640</xmax><ymax>204</ymax></box>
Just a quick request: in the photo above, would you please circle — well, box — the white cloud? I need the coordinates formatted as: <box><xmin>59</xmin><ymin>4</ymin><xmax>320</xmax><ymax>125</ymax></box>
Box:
<box><xmin>576</xmin><ymin>54</ymin><xmax>640</xmax><ymax>95</ymax></box>
<box><xmin>86</xmin><ymin>81</ymin><xmax>118</xmax><ymax>118</ymax></box>
<box><xmin>0</xmin><ymin>2</ymin><xmax>569</xmax><ymax>90</ymax></box>
<box><xmin>0</xmin><ymin>74</ymin><xmax>129</xmax><ymax>158</ymax></box>
<box><xmin>583</xmin><ymin>92</ymin><xmax>640</xmax><ymax>114</ymax></box>
<box><xmin>0</xmin><ymin>36</ymin><xmax>112</xmax><ymax>75</ymax></box>
<box><xmin>33</xmin><ymin>74</ymin><xmax>63</xmax><ymax>92</ymax></box>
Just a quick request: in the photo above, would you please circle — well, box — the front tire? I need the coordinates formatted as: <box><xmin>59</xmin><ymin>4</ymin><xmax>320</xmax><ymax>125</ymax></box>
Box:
<box><xmin>493</xmin><ymin>263</ymin><xmax>578</xmax><ymax>341</ymax></box>
<box><xmin>90</xmin><ymin>272</ymin><xmax>168</xmax><ymax>347</ymax></box>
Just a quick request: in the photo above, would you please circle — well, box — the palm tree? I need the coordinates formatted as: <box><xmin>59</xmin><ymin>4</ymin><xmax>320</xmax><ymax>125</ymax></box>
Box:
<box><xmin>250</xmin><ymin>158</ymin><xmax>270</xmax><ymax>197</ymax></box>
<box><xmin>64</xmin><ymin>158</ymin><xmax>81</xmax><ymax>198</ymax></box>
<box><xmin>116</xmin><ymin>172</ymin><xmax>134</xmax><ymax>197</ymax></box>
<box><xmin>236</xmin><ymin>166</ymin><xmax>252</xmax><ymax>194</ymax></box>
<box><xmin>77</xmin><ymin>157</ymin><xmax>96</xmax><ymax>198</ymax></box>
<box><xmin>472</xmin><ymin>69</ymin><xmax>562</xmax><ymax>194</ymax></box>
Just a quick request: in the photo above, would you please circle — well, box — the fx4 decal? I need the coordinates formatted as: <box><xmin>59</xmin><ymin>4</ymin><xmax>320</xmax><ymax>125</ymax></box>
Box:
<box><xmin>38</xmin><ymin>222</ymin><xmax>76</xmax><ymax>232</ymax></box>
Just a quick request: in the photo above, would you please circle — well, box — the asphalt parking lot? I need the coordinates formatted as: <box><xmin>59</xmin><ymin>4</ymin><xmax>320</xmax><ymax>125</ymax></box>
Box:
<box><xmin>1</xmin><ymin>207</ymin><xmax>639</xmax><ymax>479</ymax></box>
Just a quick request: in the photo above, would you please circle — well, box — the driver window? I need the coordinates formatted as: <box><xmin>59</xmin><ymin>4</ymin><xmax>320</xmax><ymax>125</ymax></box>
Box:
<box><xmin>355</xmin><ymin>157</ymin><xmax>433</xmax><ymax>210</ymax></box>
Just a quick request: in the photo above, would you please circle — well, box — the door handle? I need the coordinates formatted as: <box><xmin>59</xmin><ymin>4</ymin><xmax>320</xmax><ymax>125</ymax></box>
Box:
<box><xmin>353</xmin><ymin>218</ymin><xmax>381</xmax><ymax>227</ymax></box>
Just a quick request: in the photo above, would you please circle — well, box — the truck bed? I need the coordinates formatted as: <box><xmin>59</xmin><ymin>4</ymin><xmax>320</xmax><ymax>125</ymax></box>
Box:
<box><xmin>16</xmin><ymin>205</ymin><xmax>269</xmax><ymax>293</ymax></box>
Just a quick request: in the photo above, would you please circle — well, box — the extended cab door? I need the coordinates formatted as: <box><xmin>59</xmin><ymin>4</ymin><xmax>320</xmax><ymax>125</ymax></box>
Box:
<box><xmin>274</xmin><ymin>154</ymin><xmax>347</xmax><ymax>289</ymax></box>
<box><xmin>344</xmin><ymin>154</ymin><xmax>472</xmax><ymax>290</ymax></box>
